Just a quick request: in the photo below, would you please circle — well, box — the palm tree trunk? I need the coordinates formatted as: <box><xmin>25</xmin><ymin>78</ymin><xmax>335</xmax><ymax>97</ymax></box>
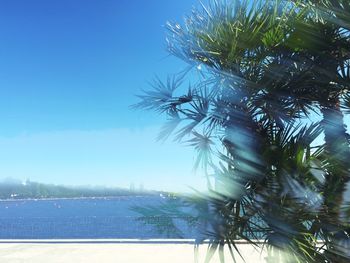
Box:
<box><xmin>321</xmin><ymin>100</ymin><xmax>349</xmax><ymax>218</ymax></box>
<box><xmin>320</xmin><ymin>98</ymin><xmax>350</xmax><ymax>261</ymax></box>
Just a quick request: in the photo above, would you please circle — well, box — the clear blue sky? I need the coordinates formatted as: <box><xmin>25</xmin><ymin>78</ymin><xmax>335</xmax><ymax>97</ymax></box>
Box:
<box><xmin>0</xmin><ymin>1</ymin><xmax>349</xmax><ymax>192</ymax></box>
<box><xmin>0</xmin><ymin>0</ymin><xmax>207</xmax><ymax>191</ymax></box>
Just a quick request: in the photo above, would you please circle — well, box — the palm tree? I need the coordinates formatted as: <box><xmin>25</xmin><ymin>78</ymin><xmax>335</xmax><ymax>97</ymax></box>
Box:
<box><xmin>135</xmin><ymin>0</ymin><xmax>350</xmax><ymax>261</ymax></box>
<box><xmin>269</xmin><ymin>1</ymin><xmax>350</xmax><ymax>259</ymax></box>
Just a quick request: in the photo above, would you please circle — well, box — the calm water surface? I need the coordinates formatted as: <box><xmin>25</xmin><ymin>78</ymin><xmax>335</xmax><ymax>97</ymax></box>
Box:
<box><xmin>0</xmin><ymin>196</ymin><xmax>199</xmax><ymax>239</ymax></box>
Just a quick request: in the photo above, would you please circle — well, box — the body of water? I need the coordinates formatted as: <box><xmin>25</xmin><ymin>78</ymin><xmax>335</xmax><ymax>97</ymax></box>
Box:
<box><xmin>0</xmin><ymin>196</ymin><xmax>200</xmax><ymax>239</ymax></box>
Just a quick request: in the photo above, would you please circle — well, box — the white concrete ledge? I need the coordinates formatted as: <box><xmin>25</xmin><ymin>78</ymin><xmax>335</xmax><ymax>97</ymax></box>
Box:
<box><xmin>0</xmin><ymin>240</ymin><xmax>326</xmax><ymax>262</ymax></box>
<box><xmin>0</xmin><ymin>240</ymin><xmax>268</xmax><ymax>263</ymax></box>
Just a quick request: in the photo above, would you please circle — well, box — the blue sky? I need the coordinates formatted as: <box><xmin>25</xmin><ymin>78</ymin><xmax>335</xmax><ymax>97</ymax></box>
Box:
<box><xmin>0</xmin><ymin>1</ymin><xmax>349</xmax><ymax>192</ymax></box>
<box><xmin>0</xmin><ymin>0</ymin><xmax>208</xmax><ymax>191</ymax></box>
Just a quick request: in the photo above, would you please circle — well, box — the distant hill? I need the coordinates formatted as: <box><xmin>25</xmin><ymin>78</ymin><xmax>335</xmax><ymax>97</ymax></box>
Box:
<box><xmin>0</xmin><ymin>180</ymin><xmax>156</xmax><ymax>200</ymax></box>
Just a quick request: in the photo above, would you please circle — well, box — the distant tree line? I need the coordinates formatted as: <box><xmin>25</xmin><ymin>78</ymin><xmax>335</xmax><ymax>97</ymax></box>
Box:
<box><xmin>0</xmin><ymin>180</ymin><xmax>154</xmax><ymax>199</ymax></box>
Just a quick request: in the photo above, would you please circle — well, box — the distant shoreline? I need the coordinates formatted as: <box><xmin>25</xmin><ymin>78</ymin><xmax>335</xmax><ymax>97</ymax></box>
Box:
<box><xmin>0</xmin><ymin>195</ymin><xmax>160</xmax><ymax>202</ymax></box>
<box><xmin>0</xmin><ymin>180</ymin><xmax>166</xmax><ymax>201</ymax></box>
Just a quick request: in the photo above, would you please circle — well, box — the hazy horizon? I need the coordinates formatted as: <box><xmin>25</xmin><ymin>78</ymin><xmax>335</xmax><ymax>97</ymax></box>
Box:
<box><xmin>0</xmin><ymin>173</ymin><xmax>202</xmax><ymax>193</ymax></box>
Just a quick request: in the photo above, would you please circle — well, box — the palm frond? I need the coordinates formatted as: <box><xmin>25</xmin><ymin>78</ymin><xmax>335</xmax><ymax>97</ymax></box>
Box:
<box><xmin>132</xmin><ymin>75</ymin><xmax>184</xmax><ymax>113</ymax></box>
